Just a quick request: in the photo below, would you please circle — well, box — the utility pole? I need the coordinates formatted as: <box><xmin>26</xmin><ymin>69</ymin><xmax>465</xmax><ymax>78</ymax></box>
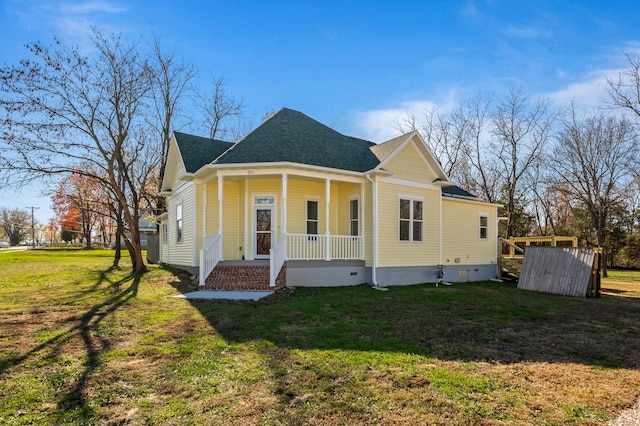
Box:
<box><xmin>26</xmin><ymin>206</ymin><xmax>40</xmax><ymax>249</ymax></box>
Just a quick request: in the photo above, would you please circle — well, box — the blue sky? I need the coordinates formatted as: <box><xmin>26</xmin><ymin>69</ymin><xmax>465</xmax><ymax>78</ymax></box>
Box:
<box><xmin>1</xmin><ymin>0</ymin><xmax>638</xmax><ymax>223</ymax></box>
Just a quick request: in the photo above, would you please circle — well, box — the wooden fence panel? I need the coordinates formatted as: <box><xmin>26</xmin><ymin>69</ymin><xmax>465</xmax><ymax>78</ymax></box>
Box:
<box><xmin>517</xmin><ymin>247</ymin><xmax>596</xmax><ymax>297</ymax></box>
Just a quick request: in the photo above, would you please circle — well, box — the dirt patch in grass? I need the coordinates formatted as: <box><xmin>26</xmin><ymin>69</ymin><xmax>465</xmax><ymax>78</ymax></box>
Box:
<box><xmin>1</xmin><ymin>251</ymin><xmax>639</xmax><ymax>425</ymax></box>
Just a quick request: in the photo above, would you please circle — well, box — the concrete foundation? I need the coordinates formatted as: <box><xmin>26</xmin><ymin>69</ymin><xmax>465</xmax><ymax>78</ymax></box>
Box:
<box><xmin>285</xmin><ymin>260</ymin><xmax>366</xmax><ymax>287</ymax></box>
<box><xmin>371</xmin><ymin>264</ymin><xmax>498</xmax><ymax>286</ymax></box>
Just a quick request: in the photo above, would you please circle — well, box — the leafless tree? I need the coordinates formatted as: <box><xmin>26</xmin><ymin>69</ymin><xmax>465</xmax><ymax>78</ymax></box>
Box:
<box><xmin>457</xmin><ymin>94</ymin><xmax>501</xmax><ymax>203</ymax></box>
<box><xmin>490</xmin><ymin>88</ymin><xmax>556</xmax><ymax>237</ymax></box>
<box><xmin>608</xmin><ymin>52</ymin><xmax>640</xmax><ymax>118</ymax></box>
<box><xmin>608</xmin><ymin>51</ymin><xmax>640</xmax><ymax>178</ymax></box>
<box><xmin>0</xmin><ymin>31</ymin><xmax>154</xmax><ymax>273</ymax></box>
<box><xmin>149</xmin><ymin>38</ymin><xmax>194</xmax><ymax>211</ymax></box>
<box><xmin>197</xmin><ymin>75</ymin><xmax>245</xmax><ymax>141</ymax></box>
<box><xmin>548</xmin><ymin>106</ymin><xmax>636</xmax><ymax>275</ymax></box>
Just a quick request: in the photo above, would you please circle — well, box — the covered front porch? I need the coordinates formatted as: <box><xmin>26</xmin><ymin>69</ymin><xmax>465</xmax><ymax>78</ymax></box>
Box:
<box><xmin>197</xmin><ymin>167</ymin><xmax>368</xmax><ymax>288</ymax></box>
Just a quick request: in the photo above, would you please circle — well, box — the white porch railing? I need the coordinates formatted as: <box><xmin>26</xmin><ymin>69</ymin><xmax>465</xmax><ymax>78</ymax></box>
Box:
<box><xmin>330</xmin><ymin>235</ymin><xmax>364</xmax><ymax>260</ymax></box>
<box><xmin>202</xmin><ymin>233</ymin><xmax>363</xmax><ymax>287</ymax></box>
<box><xmin>269</xmin><ymin>232</ymin><xmax>287</xmax><ymax>287</ymax></box>
<box><xmin>287</xmin><ymin>234</ymin><xmax>363</xmax><ymax>260</ymax></box>
<box><xmin>199</xmin><ymin>234</ymin><xmax>222</xmax><ymax>286</ymax></box>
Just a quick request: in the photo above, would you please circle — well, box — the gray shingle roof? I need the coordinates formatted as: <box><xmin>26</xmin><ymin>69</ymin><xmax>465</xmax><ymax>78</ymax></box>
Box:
<box><xmin>172</xmin><ymin>109</ymin><xmax>479</xmax><ymax>200</ymax></box>
<box><xmin>213</xmin><ymin>108</ymin><xmax>381</xmax><ymax>172</ymax></box>
<box><xmin>441</xmin><ymin>185</ymin><xmax>476</xmax><ymax>198</ymax></box>
<box><xmin>173</xmin><ymin>131</ymin><xmax>233</xmax><ymax>173</ymax></box>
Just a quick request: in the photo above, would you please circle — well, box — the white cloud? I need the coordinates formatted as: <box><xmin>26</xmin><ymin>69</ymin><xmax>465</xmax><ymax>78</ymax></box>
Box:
<box><xmin>503</xmin><ymin>26</ymin><xmax>552</xmax><ymax>39</ymax></box>
<box><xmin>60</xmin><ymin>0</ymin><xmax>128</xmax><ymax>14</ymax></box>
<box><xmin>351</xmin><ymin>100</ymin><xmax>441</xmax><ymax>143</ymax></box>
<box><xmin>460</xmin><ymin>1</ymin><xmax>478</xmax><ymax>18</ymax></box>
<box><xmin>544</xmin><ymin>69</ymin><xmax>617</xmax><ymax>110</ymax></box>
<box><xmin>8</xmin><ymin>0</ymin><xmax>128</xmax><ymax>42</ymax></box>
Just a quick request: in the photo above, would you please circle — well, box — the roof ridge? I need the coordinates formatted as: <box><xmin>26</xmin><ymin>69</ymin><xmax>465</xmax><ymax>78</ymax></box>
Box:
<box><xmin>208</xmin><ymin>107</ymin><xmax>382</xmax><ymax>172</ymax></box>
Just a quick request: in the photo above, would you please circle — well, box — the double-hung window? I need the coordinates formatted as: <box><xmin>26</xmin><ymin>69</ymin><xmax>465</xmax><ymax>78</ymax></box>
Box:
<box><xmin>399</xmin><ymin>197</ymin><xmax>423</xmax><ymax>242</ymax></box>
<box><xmin>306</xmin><ymin>200</ymin><xmax>318</xmax><ymax>236</ymax></box>
<box><xmin>479</xmin><ymin>214</ymin><xmax>488</xmax><ymax>240</ymax></box>
<box><xmin>176</xmin><ymin>203</ymin><xmax>183</xmax><ymax>243</ymax></box>
<box><xmin>349</xmin><ymin>198</ymin><xmax>359</xmax><ymax>236</ymax></box>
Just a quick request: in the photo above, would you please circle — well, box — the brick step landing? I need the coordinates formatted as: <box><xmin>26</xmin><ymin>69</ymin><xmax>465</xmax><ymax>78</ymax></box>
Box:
<box><xmin>204</xmin><ymin>263</ymin><xmax>286</xmax><ymax>291</ymax></box>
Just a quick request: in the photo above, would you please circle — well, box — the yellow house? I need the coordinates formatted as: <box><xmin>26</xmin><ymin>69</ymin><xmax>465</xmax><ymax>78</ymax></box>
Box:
<box><xmin>158</xmin><ymin>108</ymin><xmax>499</xmax><ymax>289</ymax></box>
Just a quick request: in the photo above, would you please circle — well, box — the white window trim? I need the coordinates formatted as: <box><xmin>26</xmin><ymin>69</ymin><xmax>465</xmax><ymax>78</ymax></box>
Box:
<box><xmin>176</xmin><ymin>202</ymin><xmax>183</xmax><ymax>244</ymax></box>
<box><xmin>305</xmin><ymin>197</ymin><xmax>320</xmax><ymax>236</ymax></box>
<box><xmin>162</xmin><ymin>223</ymin><xmax>168</xmax><ymax>245</ymax></box>
<box><xmin>349</xmin><ymin>196</ymin><xmax>360</xmax><ymax>236</ymax></box>
<box><xmin>253</xmin><ymin>194</ymin><xmax>276</xmax><ymax>206</ymax></box>
<box><xmin>252</xmin><ymin>193</ymin><xmax>277</xmax><ymax>259</ymax></box>
<box><xmin>398</xmin><ymin>195</ymin><xmax>424</xmax><ymax>243</ymax></box>
<box><xmin>479</xmin><ymin>212</ymin><xmax>489</xmax><ymax>240</ymax></box>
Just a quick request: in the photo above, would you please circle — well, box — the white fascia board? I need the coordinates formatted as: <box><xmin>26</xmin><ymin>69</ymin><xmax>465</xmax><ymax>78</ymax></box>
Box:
<box><xmin>442</xmin><ymin>195</ymin><xmax>503</xmax><ymax>208</ymax></box>
<box><xmin>196</xmin><ymin>162</ymin><xmax>366</xmax><ymax>183</ymax></box>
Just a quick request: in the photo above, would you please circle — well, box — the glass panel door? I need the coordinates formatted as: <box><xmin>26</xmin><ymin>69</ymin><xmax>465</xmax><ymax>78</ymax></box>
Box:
<box><xmin>255</xmin><ymin>208</ymin><xmax>272</xmax><ymax>257</ymax></box>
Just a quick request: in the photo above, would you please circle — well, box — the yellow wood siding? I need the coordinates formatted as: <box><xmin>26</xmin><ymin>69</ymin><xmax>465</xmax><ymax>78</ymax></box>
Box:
<box><xmin>383</xmin><ymin>140</ymin><xmax>437</xmax><ymax>182</ymax></box>
<box><xmin>336</xmin><ymin>182</ymin><xmax>361</xmax><ymax>236</ymax></box>
<box><xmin>442</xmin><ymin>198</ymin><xmax>497</xmax><ymax>265</ymax></box>
<box><xmin>167</xmin><ymin>184</ymin><xmax>196</xmax><ymax>266</ymax></box>
<box><xmin>195</xmin><ymin>183</ymin><xmax>203</xmax><ymax>254</ymax></box>
<box><xmin>205</xmin><ymin>183</ymin><xmax>219</xmax><ymax>237</ymax></box>
<box><xmin>363</xmin><ymin>181</ymin><xmax>373</xmax><ymax>267</ymax></box>
<box><xmin>287</xmin><ymin>178</ymin><xmax>328</xmax><ymax>235</ymax></box>
<box><xmin>162</xmin><ymin>138</ymin><xmax>187</xmax><ymax>192</ymax></box>
<box><xmin>222</xmin><ymin>180</ymin><xmax>241</xmax><ymax>260</ymax></box>
<box><xmin>202</xmin><ymin>179</ymin><xmax>245</xmax><ymax>261</ymax></box>
<box><xmin>376</xmin><ymin>181</ymin><xmax>440</xmax><ymax>267</ymax></box>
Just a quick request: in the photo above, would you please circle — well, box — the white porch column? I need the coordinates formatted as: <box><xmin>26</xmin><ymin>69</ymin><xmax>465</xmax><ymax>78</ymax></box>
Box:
<box><xmin>218</xmin><ymin>176</ymin><xmax>224</xmax><ymax>260</ymax></box>
<box><xmin>244</xmin><ymin>180</ymin><xmax>249</xmax><ymax>260</ymax></box>
<box><xmin>281</xmin><ymin>173</ymin><xmax>288</xmax><ymax>236</ymax></box>
<box><xmin>361</xmin><ymin>181</ymin><xmax>365</xmax><ymax>259</ymax></box>
<box><xmin>325</xmin><ymin>178</ymin><xmax>331</xmax><ymax>261</ymax></box>
<box><xmin>366</xmin><ymin>174</ymin><xmax>379</xmax><ymax>286</ymax></box>
<box><xmin>202</xmin><ymin>183</ymin><xmax>208</xmax><ymax>238</ymax></box>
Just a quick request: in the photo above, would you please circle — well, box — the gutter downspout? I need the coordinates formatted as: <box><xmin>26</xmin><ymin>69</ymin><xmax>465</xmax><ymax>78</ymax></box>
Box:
<box><xmin>366</xmin><ymin>173</ymin><xmax>378</xmax><ymax>287</ymax></box>
<box><xmin>439</xmin><ymin>186</ymin><xmax>443</xmax><ymax>266</ymax></box>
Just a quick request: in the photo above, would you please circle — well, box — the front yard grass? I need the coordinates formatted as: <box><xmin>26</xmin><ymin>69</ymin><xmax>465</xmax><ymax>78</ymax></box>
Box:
<box><xmin>0</xmin><ymin>248</ymin><xmax>639</xmax><ymax>425</ymax></box>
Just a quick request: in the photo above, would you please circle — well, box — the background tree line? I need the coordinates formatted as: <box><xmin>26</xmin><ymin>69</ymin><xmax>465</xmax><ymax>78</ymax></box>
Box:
<box><xmin>397</xmin><ymin>59</ymin><xmax>640</xmax><ymax>272</ymax></box>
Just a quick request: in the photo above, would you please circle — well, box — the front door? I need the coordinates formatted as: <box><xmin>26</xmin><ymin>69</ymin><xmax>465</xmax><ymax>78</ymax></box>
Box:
<box><xmin>255</xmin><ymin>207</ymin><xmax>273</xmax><ymax>258</ymax></box>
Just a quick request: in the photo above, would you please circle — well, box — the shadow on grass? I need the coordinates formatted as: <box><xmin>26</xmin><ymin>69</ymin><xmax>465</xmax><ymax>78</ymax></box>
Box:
<box><xmin>177</xmin><ymin>281</ymin><xmax>640</xmax><ymax>371</ymax></box>
<box><xmin>1</xmin><ymin>267</ymin><xmax>140</xmax><ymax>421</ymax></box>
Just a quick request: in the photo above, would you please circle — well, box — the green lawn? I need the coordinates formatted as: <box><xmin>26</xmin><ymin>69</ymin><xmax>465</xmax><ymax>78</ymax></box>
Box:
<box><xmin>1</xmin><ymin>249</ymin><xmax>639</xmax><ymax>425</ymax></box>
